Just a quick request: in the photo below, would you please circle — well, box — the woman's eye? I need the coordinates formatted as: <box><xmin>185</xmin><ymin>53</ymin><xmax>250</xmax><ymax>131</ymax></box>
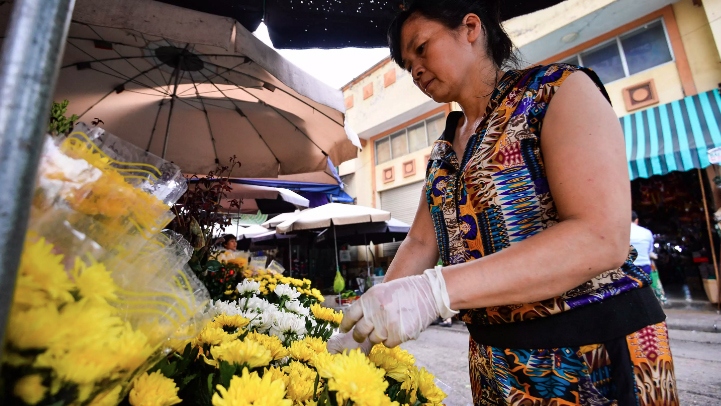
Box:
<box><xmin>417</xmin><ymin>44</ymin><xmax>425</xmax><ymax>54</ymax></box>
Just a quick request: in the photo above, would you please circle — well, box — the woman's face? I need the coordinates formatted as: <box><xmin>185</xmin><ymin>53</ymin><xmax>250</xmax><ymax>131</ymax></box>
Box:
<box><xmin>224</xmin><ymin>239</ymin><xmax>237</xmax><ymax>250</ymax></box>
<box><xmin>400</xmin><ymin>13</ymin><xmax>486</xmax><ymax>103</ymax></box>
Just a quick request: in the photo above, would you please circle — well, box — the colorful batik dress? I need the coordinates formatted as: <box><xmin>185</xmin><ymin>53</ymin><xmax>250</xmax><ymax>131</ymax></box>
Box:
<box><xmin>425</xmin><ymin>64</ymin><xmax>678</xmax><ymax>405</ymax></box>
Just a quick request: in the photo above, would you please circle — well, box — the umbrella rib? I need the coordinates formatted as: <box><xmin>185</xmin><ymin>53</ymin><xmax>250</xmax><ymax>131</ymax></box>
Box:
<box><xmin>76</xmin><ymin>63</ymin><xmax>171</xmax><ymax>119</ymax></box>
<box><xmin>145</xmin><ymin>99</ymin><xmax>166</xmax><ymax>152</ymax></box>
<box><xmin>176</xmin><ymin>58</ymin><xmax>251</xmax><ymax>97</ymax></box>
<box><xmin>83</xmin><ymin>25</ymin><xmax>168</xmax><ymax>91</ymax></box>
<box><xmin>211</xmin><ymin>70</ymin><xmax>329</xmax><ymax>159</ymax></box>
<box><xmin>195</xmin><ymin>68</ymin><xmax>282</xmax><ymax>170</ymax></box>
<box><xmin>83</xmin><ymin>66</ymin><xmax>169</xmax><ymax>96</ymax></box>
<box><xmin>189</xmin><ymin>71</ymin><xmax>221</xmax><ymax>165</ymax></box>
<box><xmin>62</xmin><ymin>55</ymin><xmax>152</xmax><ymax>69</ymax></box>
<box><xmin>65</xmin><ymin>41</ymin><xmax>164</xmax><ymax>94</ymax></box>
<box><xmin>201</xmin><ymin>59</ymin><xmax>344</xmax><ymax>127</ymax></box>
<box><xmin>161</xmin><ymin>52</ymin><xmax>186</xmax><ymax>159</ymax></box>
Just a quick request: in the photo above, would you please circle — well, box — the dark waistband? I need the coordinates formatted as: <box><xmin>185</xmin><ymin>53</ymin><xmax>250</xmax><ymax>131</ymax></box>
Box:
<box><xmin>465</xmin><ymin>286</ymin><xmax>665</xmax><ymax>348</ymax></box>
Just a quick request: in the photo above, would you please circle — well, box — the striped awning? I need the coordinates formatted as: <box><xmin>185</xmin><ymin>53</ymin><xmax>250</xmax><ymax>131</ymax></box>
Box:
<box><xmin>623</xmin><ymin>89</ymin><xmax>721</xmax><ymax>180</ymax></box>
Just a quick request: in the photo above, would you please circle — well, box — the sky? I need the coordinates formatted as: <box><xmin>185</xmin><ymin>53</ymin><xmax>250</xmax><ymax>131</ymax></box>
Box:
<box><xmin>252</xmin><ymin>23</ymin><xmax>391</xmax><ymax>89</ymax></box>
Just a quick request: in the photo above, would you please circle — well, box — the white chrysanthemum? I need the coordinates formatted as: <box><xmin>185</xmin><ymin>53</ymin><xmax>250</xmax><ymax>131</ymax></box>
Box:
<box><xmin>208</xmin><ymin>299</ymin><xmax>244</xmax><ymax>317</ymax></box>
<box><xmin>274</xmin><ymin>284</ymin><xmax>301</xmax><ymax>301</ymax></box>
<box><xmin>242</xmin><ymin>296</ymin><xmax>274</xmax><ymax>314</ymax></box>
<box><xmin>269</xmin><ymin>311</ymin><xmax>307</xmax><ymax>342</ymax></box>
<box><xmin>237</xmin><ymin>279</ymin><xmax>261</xmax><ymax>296</ymax></box>
<box><xmin>284</xmin><ymin>300</ymin><xmax>310</xmax><ymax>316</ymax></box>
<box><xmin>243</xmin><ymin>307</ymin><xmax>276</xmax><ymax>333</ymax></box>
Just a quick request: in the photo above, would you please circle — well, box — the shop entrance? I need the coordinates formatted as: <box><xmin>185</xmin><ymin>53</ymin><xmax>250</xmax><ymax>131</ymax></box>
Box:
<box><xmin>631</xmin><ymin>170</ymin><xmax>718</xmax><ymax>303</ymax></box>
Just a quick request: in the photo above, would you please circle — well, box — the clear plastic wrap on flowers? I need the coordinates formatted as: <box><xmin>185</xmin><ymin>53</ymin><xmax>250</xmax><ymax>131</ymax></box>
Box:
<box><xmin>2</xmin><ymin>127</ymin><xmax>209</xmax><ymax>406</ymax></box>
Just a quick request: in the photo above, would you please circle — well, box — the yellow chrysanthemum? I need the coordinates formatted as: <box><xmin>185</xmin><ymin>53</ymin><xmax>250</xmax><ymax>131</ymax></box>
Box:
<box><xmin>246</xmin><ymin>332</ymin><xmax>289</xmax><ymax>360</ymax></box>
<box><xmin>193</xmin><ymin>325</ymin><xmax>239</xmax><ymax>347</ymax></box>
<box><xmin>108</xmin><ymin>325</ymin><xmax>154</xmax><ymax>372</ymax></box>
<box><xmin>314</xmin><ymin>349</ymin><xmax>392</xmax><ymax>406</ymax></box>
<box><xmin>87</xmin><ymin>385</ymin><xmax>122</xmax><ymax>406</ymax></box>
<box><xmin>212</xmin><ymin>368</ymin><xmax>291</xmax><ymax>406</ymax></box>
<box><xmin>310</xmin><ymin>303</ymin><xmax>343</xmax><ymax>326</ymax></box>
<box><xmin>6</xmin><ymin>304</ymin><xmax>60</xmax><ymax>349</ymax></box>
<box><xmin>288</xmin><ymin>340</ymin><xmax>317</xmax><ymax>363</ymax></box>
<box><xmin>210</xmin><ymin>340</ymin><xmax>272</xmax><ymax>369</ymax></box>
<box><xmin>13</xmin><ymin>374</ymin><xmax>47</xmax><ymax>405</ymax></box>
<box><xmin>129</xmin><ymin>371</ymin><xmax>182</xmax><ymax>406</ymax></box>
<box><xmin>15</xmin><ymin>237</ymin><xmax>74</xmax><ymax>307</ymax></box>
<box><xmin>72</xmin><ymin>258</ymin><xmax>118</xmax><ymax>302</ymax></box>
<box><xmin>415</xmin><ymin>367</ymin><xmax>446</xmax><ymax>405</ymax></box>
<box><xmin>369</xmin><ymin>344</ymin><xmax>416</xmax><ymax>382</ymax></box>
<box><xmin>211</xmin><ymin>314</ymin><xmax>250</xmax><ymax>332</ymax></box>
<box><xmin>283</xmin><ymin>361</ymin><xmax>317</xmax><ymax>403</ymax></box>
<box><xmin>88</xmin><ymin>385</ymin><xmax>122</xmax><ymax>406</ymax></box>
<box><xmin>264</xmin><ymin>366</ymin><xmax>288</xmax><ymax>384</ymax></box>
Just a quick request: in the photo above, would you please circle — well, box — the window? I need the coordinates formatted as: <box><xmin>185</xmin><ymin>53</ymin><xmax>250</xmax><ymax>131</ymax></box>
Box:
<box><xmin>375</xmin><ymin>113</ymin><xmax>445</xmax><ymax>164</ymax></box>
<box><xmin>390</xmin><ymin>131</ymin><xmax>408</xmax><ymax>157</ymax></box>
<box><xmin>581</xmin><ymin>41</ymin><xmax>625</xmax><ymax>83</ymax></box>
<box><xmin>621</xmin><ymin>21</ymin><xmax>673</xmax><ymax>75</ymax></box>
<box><xmin>560</xmin><ymin>20</ymin><xmax>673</xmax><ymax>84</ymax></box>
<box><xmin>408</xmin><ymin>123</ymin><xmax>427</xmax><ymax>152</ymax></box>
<box><xmin>376</xmin><ymin>138</ymin><xmax>391</xmax><ymax>164</ymax></box>
<box><xmin>426</xmin><ymin>115</ymin><xmax>445</xmax><ymax>144</ymax></box>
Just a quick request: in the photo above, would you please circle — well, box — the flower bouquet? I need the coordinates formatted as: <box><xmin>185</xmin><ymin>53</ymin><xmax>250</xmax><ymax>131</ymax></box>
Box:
<box><xmin>2</xmin><ymin>125</ymin><xmax>210</xmax><ymax>406</ymax></box>
<box><xmin>132</xmin><ymin>270</ymin><xmax>447</xmax><ymax>405</ymax></box>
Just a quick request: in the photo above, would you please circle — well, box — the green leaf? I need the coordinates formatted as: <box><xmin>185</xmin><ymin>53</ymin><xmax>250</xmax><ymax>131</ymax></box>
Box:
<box><xmin>207</xmin><ymin>372</ymin><xmax>215</xmax><ymax>394</ymax></box>
<box><xmin>180</xmin><ymin>373</ymin><xmax>199</xmax><ymax>389</ymax></box>
<box><xmin>219</xmin><ymin>361</ymin><xmax>236</xmax><ymax>387</ymax></box>
<box><xmin>206</xmin><ymin>260</ymin><xmax>222</xmax><ymax>272</ymax></box>
<box><xmin>159</xmin><ymin>360</ymin><xmax>178</xmax><ymax>378</ymax></box>
<box><xmin>313</xmin><ymin>372</ymin><xmax>320</xmax><ymax>401</ymax></box>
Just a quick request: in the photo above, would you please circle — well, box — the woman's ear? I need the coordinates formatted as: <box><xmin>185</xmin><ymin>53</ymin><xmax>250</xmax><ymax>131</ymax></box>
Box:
<box><xmin>462</xmin><ymin>13</ymin><xmax>483</xmax><ymax>44</ymax></box>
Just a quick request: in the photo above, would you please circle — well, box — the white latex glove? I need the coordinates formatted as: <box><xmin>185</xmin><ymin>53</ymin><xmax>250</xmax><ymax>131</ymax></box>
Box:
<box><xmin>340</xmin><ymin>266</ymin><xmax>458</xmax><ymax>347</ymax></box>
<box><xmin>327</xmin><ymin>331</ymin><xmax>374</xmax><ymax>355</ymax></box>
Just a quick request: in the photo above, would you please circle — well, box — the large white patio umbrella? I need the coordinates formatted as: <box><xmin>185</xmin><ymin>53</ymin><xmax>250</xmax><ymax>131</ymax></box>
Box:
<box><xmin>220</xmin><ymin>183</ymin><xmax>309</xmax><ymax>214</ymax></box>
<box><xmin>276</xmin><ymin>203</ymin><xmax>391</xmax><ymax>276</ymax></box>
<box><xmin>275</xmin><ymin>203</ymin><xmax>391</xmax><ymax>234</ymax></box>
<box><xmin>0</xmin><ymin>0</ymin><xmax>361</xmax><ymax>178</ymax></box>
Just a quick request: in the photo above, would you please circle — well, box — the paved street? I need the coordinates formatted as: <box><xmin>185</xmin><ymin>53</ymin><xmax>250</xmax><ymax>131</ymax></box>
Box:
<box><xmin>401</xmin><ymin>323</ymin><xmax>721</xmax><ymax>405</ymax></box>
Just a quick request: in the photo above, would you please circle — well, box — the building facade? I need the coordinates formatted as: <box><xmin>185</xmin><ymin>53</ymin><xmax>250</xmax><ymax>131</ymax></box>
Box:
<box><xmin>342</xmin><ymin>0</ymin><xmax>721</xmax><ymax>220</ymax></box>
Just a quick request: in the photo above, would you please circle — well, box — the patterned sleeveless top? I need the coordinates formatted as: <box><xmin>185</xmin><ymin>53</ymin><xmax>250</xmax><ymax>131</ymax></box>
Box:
<box><xmin>426</xmin><ymin>64</ymin><xmax>650</xmax><ymax>326</ymax></box>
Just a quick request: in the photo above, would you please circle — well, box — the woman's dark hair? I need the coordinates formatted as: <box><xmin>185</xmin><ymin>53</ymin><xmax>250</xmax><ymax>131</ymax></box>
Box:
<box><xmin>388</xmin><ymin>0</ymin><xmax>515</xmax><ymax>69</ymax></box>
<box><xmin>222</xmin><ymin>234</ymin><xmax>237</xmax><ymax>246</ymax></box>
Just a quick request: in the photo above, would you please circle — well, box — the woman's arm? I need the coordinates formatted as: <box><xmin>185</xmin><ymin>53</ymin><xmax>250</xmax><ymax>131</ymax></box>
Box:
<box><xmin>444</xmin><ymin>71</ymin><xmax>631</xmax><ymax>309</ymax></box>
<box><xmin>383</xmin><ymin>188</ymin><xmax>440</xmax><ymax>282</ymax></box>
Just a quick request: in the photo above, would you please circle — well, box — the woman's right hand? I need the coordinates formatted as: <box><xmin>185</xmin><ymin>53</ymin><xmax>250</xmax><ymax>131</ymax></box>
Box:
<box><xmin>327</xmin><ymin>331</ymin><xmax>373</xmax><ymax>355</ymax></box>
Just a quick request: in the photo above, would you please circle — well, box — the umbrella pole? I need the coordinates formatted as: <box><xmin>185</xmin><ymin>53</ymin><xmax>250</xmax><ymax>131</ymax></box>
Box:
<box><xmin>235</xmin><ymin>203</ymin><xmax>241</xmax><ymax>238</ymax></box>
<box><xmin>288</xmin><ymin>238</ymin><xmax>292</xmax><ymax>278</ymax></box>
<box><xmin>364</xmin><ymin>233</ymin><xmax>371</xmax><ymax>281</ymax></box>
<box><xmin>0</xmin><ymin>0</ymin><xmax>75</xmax><ymax>359</ymax></box>
<box><xmin>334</xmin><ymin>224</ymin><xmax>341</xmax><ymax>304</ymax></box>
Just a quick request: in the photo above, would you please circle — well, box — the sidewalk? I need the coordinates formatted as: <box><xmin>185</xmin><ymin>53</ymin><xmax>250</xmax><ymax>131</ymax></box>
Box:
<box><xmin>433</xmin><ymin>301</ymin><xmax>721</xmax><ymax>334</ymax></box>
<box><xmin>663</xmin><ymin>301</ymin><xmax>720</xmax><ymax>333</ymax></box>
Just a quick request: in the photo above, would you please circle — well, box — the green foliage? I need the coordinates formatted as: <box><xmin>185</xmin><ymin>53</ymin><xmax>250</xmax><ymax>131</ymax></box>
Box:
<box><xmin>48</xmin><ymin>100</ymin><xmax>79</xmax><ymax>136</ymax></box>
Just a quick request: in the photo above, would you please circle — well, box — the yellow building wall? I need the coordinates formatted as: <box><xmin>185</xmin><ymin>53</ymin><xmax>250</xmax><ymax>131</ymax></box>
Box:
<box><xmin>374</xmin><ymin>146</ymin><xmax>433</xmax><ymax>194</ymax></box>
<box><xmin>674</xmin><ymin>0</ymin><xmax>721</xmax><ymax>94</ymax></box>
<box><xmin>343</xmin><ymin>61</ymin><xmax>438</xmax><ymax>136</ymax></box>
<box><xmin>604</xmin><ymin>62</ymin><xmax>685</xmax><ymax>117</ymax></box>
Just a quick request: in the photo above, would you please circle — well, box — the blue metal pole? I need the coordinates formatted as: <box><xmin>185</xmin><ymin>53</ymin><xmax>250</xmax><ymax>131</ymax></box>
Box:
<box><xmin>0</xmin><ymin>0</ymin><xmax>75</xmax><ymax>356</ymax></box>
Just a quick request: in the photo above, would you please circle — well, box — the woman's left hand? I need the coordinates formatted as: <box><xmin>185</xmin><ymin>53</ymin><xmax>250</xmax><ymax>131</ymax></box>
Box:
<box><xmin>340</xmin><ymin>267</ymin><xmax>458</xmax><ymax>347</ymax></box>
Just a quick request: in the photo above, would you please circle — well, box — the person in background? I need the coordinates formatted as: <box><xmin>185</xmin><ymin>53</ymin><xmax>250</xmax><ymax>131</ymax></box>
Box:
<box><xmin>630</xmin><ymin>211</ymin><xmax>653</xmax><ymax>275</ymax></box>
<box><xmin>221</xmin><ymin>234</ymin><xmax>237</xmax><ymax>251</ymax></box>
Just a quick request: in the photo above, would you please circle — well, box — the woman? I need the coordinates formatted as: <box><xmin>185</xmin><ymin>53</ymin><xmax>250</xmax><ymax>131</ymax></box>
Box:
<box><xmin>220</xmin><ymin>234</ymin><xmax>237</xmax><ymax>251</ymax></box>
<box><xmin>331</xmin><ymin>0</ymin><xmax>678</xmax><ymax>404</ymax></box>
